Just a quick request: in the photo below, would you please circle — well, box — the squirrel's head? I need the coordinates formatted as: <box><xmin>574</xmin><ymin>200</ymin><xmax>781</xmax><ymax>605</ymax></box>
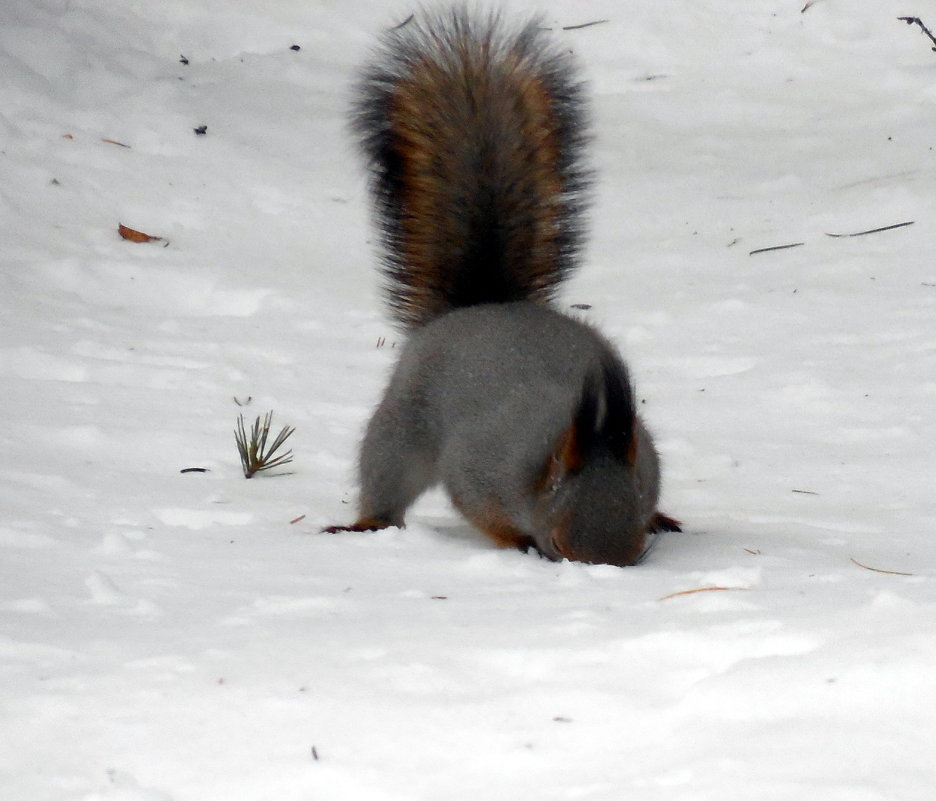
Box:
<box><xmin>531</xmin><ymin>358</ymin><xmax>657</xmax><ymax>567</ymax></box>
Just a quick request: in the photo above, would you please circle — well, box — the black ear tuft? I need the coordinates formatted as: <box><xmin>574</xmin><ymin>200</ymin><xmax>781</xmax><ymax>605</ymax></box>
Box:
<box><xmin>573</xmin><ymin>364</ymin><xmax>603</xmax><ymax>450</ymax></box>
<box><xmin>574</xmin><ymin>355</ymin><xmax>636</xmax><ymax>461</ymax></box>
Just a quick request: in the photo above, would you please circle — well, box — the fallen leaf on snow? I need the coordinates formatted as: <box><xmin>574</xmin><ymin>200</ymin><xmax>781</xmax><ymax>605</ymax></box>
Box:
<box><xmin>118</xmin><ymin>223</ymin><xmax>163</xmax><ymax>243</ymax></box>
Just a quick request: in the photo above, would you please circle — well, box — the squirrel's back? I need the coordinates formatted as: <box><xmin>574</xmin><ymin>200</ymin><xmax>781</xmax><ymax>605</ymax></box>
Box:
<box><xmin>351</xmin><ymin>8</ymin><xmax>590</xmax><ymax>328</ymax></box>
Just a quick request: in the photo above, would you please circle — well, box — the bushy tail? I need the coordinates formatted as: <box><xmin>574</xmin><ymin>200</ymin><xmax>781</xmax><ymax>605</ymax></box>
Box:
<box><xmin>351</xmin><ymin>7</ymin><xmax>590</xmax><ymax>329</ymax></box>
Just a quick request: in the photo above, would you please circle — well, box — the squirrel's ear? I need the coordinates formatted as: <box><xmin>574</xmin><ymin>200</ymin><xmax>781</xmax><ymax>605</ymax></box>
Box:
<box><xmin>573</xmin><ymin>361</ymin><xmax>605</xmax><ymax>450</ymax></box>
<box><xmin>590</xmin><ymin>356</ymin><xmax>637</xmax><ymax>462</ymax></box>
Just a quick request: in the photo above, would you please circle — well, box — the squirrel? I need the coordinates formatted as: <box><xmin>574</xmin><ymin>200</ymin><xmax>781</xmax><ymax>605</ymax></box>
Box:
<box><xmin>325</xmin><ymin>7</ymin><xmax>680</xmax><ymax>566</ymax></box>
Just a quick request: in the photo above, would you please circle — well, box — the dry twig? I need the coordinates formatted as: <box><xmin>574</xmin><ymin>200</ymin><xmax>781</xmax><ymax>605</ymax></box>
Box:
<box><xmin>389</xmin><ymin>13</ymin><xmax>414</xmax><ymax>31</ymax></box>
<box><xmin>562</xmin><ymin>19</ymin><xmax>609</xmax><ymax>31</ymax></box>
<box><xmin>826</xmin><ymin>220</ymin><xmax>914</xmax><ymax>238</ymax></box>
<box><xmin>659</xmin><ymin>586</ymin><xmax>749</xmax><ymax>601</ymax></box>
<box><xmin>898</xmin><ymin>16</ymin><xmax>936</xmax><ymax>52</ymax></box>
<box><xmin>850</xmin><ymin>557</ymin><xmax>914</xmax><ymax>577</ymax></box>
<box><xmin>749</xmin><ymin>242</ymin><xmax>805</xmax><ymax>256</ymax></box>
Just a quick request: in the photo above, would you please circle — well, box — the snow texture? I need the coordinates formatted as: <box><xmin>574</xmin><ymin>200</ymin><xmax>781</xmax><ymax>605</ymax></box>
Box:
<box><xmin>2</xmin><ymin>1</ymin><xmax>935</xmax><ymax>799</ymax></box>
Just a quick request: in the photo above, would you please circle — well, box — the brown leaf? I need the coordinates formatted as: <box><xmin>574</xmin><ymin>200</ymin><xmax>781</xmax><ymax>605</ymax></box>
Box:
<box><xmin>118</xmin><ymin>223</ymin><xmax>163</xmax><ymax>243</ymax></box>
<box><xmin>102</xmin><ymin>137</ymin><xmax>131</xmax><ymax>148</ymax></box>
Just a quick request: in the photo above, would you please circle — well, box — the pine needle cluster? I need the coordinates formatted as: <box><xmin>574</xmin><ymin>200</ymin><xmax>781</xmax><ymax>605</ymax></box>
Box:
<box><xmin>235</xmin><ymin>411</ymin><xmax>295</xmax><ymax>478</ymax></box>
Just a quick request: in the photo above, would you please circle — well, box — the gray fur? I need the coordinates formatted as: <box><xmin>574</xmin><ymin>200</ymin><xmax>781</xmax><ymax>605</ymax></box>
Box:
<box><xmin>356</xmin><ymin>302</ymin><xmax>664</xmax><ymax>566</ymax></box>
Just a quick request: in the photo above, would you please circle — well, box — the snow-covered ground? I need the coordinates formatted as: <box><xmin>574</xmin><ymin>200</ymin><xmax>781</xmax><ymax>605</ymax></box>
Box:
<box><xmin>2</xmin><ymin>1</ymin><xmax>935</xmax><ymax>799</ymax></box>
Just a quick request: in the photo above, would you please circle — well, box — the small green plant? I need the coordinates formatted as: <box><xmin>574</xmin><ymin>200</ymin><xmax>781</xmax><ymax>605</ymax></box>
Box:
<box><xmin>235</xmin><ymin>411</ymin><xmax>295</xmax><ymax>478</ymax></box>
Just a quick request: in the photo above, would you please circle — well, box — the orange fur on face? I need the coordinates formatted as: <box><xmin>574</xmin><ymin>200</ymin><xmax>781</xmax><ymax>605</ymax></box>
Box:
<box><xmin>627</xmin><ymin>424</ymin><xmax>639</xmax><ymax>467</ymax></box>
<box><xmin>534</xmin><ymin>422</ymin><xmax>584</xmax><ymax>501</ymax></box>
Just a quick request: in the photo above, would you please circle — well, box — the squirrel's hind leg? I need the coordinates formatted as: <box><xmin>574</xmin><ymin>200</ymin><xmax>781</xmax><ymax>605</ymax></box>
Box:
<box><xmin>324</xmin><ymin>399</ymin><xmax>437</xmax><ymax>533</ymax></box>
<box><xmin>322</xmin><ymin>517</ymin><xmax>393</xmax><ymax>534</ymax></box>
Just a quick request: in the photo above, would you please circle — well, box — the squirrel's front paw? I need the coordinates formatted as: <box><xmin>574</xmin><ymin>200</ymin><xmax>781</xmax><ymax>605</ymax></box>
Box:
<box><xmin>648</xmin><ymin>512</ymin><xmax>682</xmax><ymax>533</ymax></box>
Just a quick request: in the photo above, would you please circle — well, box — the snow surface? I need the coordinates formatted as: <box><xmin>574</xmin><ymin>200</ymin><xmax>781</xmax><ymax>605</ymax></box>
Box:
<box><xmin>2</xmin><ymin>0</ymin><xmax>935</xmax><ymax>799</ymax></box>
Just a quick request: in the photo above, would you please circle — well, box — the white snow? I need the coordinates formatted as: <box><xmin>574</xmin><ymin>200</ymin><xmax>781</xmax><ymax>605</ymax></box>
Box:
<box><xmin>2</xmin><ymin>1</ymin><xmax>935</xmax><ymax>799</ymax></box>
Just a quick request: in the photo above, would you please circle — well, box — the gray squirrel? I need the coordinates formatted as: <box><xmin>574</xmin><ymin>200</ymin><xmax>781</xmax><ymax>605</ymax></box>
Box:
<box><xmin>326</xmin><ymin>7</ymin><xmax>679</xmax><ymax>566</ymax></box>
